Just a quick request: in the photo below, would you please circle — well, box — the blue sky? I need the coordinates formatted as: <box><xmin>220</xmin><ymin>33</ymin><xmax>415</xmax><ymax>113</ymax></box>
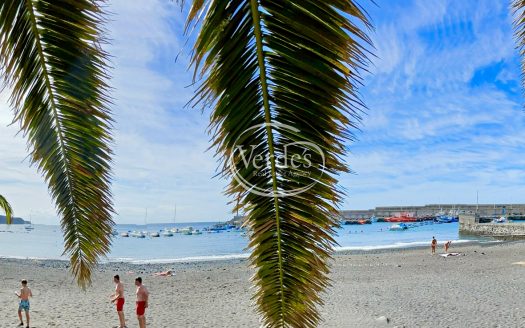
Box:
<box><xmin>0</xmin><ymin>0</ymin><xmax>524</xmax><ymax>224</ymax></box>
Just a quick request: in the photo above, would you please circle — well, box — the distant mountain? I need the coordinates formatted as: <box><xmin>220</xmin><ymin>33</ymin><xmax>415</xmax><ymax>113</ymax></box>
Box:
<box><xmin>0</xmin><ymin>215</ymin><xmax>28</xmax><ymax>224</ymax></box>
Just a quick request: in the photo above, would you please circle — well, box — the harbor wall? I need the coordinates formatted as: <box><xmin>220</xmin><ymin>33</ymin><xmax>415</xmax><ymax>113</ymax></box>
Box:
<box><xmin>459</xmin><ymin>215</ymin><xmax>525</xmax><ymax>239</ymax></box>
<box><xmin>341</xmin><ymin>203</ymin><xmax>525</xmax><ymax>219</ymax></box>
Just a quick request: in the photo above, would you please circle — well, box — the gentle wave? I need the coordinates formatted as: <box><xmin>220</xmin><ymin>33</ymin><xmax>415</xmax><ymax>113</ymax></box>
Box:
<box><xmin>0</xmin><ymin>254</ymin><xmax>65</xmax><ymax>261</ymax></box>
<box><xmin>334</xmin><ymin>239</ymin><xmax>497</xmax><ymax>252</ymax></box>
<box><xmin>106</xmin><ymin>253</ymin><xmax>251</xmax><ymax>264</ymax></box>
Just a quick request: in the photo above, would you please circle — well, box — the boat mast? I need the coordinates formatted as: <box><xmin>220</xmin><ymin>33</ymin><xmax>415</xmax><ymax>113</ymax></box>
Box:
<box><xmin>476</xmin><ymin>191</ymin><xmax>479</xmax><ymax>214</ymax></box>
<box><xmin>236</xmin><ymin>194</ymin><xmax>240</xmax><ymax>217</ymax></box>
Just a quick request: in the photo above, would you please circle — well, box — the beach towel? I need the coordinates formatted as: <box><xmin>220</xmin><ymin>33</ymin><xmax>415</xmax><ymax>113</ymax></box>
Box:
<box><xmin>439</xmin><ymin>253</ymin><xmax>461</xmax><ymax>257</ymax></box>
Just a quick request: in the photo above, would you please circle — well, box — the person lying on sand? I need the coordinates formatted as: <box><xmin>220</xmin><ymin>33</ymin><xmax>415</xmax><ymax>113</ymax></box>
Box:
<box><xmin>16</xmin><ymin>279</ymin><xmax>32</xmax><ymax>328</ymax></box>
<box><xmin>153</xmin><ymin>270</ymin><xmax>173</xmax><ymax>277</ymax></box>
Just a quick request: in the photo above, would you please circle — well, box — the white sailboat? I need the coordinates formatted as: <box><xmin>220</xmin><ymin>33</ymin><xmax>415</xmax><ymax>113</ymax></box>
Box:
<box><xmin>25</xmin><ymin>211</ymin><xmax>34</xmax><ymax>231</ymax></box>
<box><xmin>133</xmin><ymin>209</ymin><xmax>148</xmax><ymax>238</ymax></box>
<box><xmin>169</xmin><ymin>205</ymin><xmax>180</xmax><ymax>234</ymax></box>
<box><xmin>162</xmin><ymin>207</ymin><xmax>174</xmax><ymax>237</ymax></box>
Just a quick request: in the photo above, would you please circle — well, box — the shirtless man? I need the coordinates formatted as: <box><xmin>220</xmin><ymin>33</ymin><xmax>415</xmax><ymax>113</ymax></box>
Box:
<box><xmin>16</xmin><ymin>279</ymin><xmax>32</xmax><ymax>328</ymax></box>
<box><xmin>110</xmin><ymin>275</ymin><xmax>126</xmax><ymax>328</ymax></box>
<box><xmin>431</xmin><ymin>236</ymin><xmax>437</xmax><ymax>254</ymax></box>
<box><xmin>135</xmin><ymin>277</ymin><xmax>149</xmax><ymax>328</ymax></box>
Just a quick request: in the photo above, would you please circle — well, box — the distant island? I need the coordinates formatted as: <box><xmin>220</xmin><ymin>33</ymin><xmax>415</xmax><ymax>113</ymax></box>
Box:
<box><xmin>0</xmin><ymin>215</ymin><xmax>28</xmax><ymax>224</ymax></box>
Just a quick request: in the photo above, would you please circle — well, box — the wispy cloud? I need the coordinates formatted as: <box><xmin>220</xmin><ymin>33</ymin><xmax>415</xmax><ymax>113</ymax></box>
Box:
<box><xmin>342</xmin><ymin>0</ymin><xmax>525</xmax><ymax>210</ymax></box>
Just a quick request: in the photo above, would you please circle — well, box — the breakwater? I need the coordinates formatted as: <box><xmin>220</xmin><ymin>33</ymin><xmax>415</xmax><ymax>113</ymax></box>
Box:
<box><xmin>459</xmin><ymin>215</ymin><xmax>525</xmax><ymax>239</ymax></box>
<box><xmin>341</xmin><ymin>203</ymin><xmax>525</xmax><ymax>219</ymax></box>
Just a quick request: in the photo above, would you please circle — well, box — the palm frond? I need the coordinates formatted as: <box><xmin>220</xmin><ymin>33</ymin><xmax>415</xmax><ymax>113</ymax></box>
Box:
<box><xmin>513</xmin><ymin>0</ymin><xmax>525</xmax><ymax>103</ymax></box>
<box><xmin>0</xmin><ymin>0</ymin><xmax>114</xmax><ymax>288</ymax></box>
<box><xmin>0</xmin><ymin>194</ymin><xmax>13</xmax><ymax>224</ymax></box>
<box><xmin>188</xmin><ymin>0</ymin><xmax>372</xmax><ymax>326</ymax></box>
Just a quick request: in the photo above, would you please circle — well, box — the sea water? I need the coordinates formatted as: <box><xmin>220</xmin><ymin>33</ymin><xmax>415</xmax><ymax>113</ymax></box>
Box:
<box><xmin>0</xmin><ymin>222</ymin><xmax>488</xmax><ymax>263</ymax></box>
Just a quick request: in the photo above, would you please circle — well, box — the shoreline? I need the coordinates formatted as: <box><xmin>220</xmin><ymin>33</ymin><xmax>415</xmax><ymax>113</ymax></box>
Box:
<box><xmin>0</xmin><ymin>237</ymin><xmax>504</xmax><ymax>267</ymax></box>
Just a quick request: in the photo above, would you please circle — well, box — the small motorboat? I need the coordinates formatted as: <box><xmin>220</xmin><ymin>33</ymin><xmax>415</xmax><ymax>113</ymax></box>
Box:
<box><xmin>162</xmin><ymin>230</ymin><xmax>173</xmax><ymax>237</ymax></box>
<box><xmin>120</xmin><ymin>232</ymin><xmax>129</xmax><ymax>237</ymax></box>
<box><xmin>389</xmin><ymin>223</ymin><xmax>408</xmax><ymax>231</ymax></box>
<box><xmin>493</xmin><ymin>216</ymin><xmax>507</xmax><ymax>223</ymax></box>
<box><xmin>180</xmin><ymin>227</ymin><xmax>193</xmax><ymax>235</ymax></box>
<box><xmin>131</xmin><ymin>231</ymin><xmax>146</xmax><ymax>238</ymax></box>
<box><xmin>344</xmin><ymin>219</ymin><xmax>360</xmax><ymax>225</ymax></box>
<box><xmin>150</xmin><ymin>232</ymin><xmax>160</xmax><ymax>237</ymax></box>
<box><xmin>191</xmin><ymin>229</ymin><xmax>203</xmax><ymax>235</ymax></box>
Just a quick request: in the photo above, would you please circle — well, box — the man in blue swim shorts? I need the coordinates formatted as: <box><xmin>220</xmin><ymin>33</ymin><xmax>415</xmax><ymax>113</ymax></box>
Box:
<box><xmin>16</xmin><ymin>279</ymin><xmax>32</xmax><ymax>328</ymax></box>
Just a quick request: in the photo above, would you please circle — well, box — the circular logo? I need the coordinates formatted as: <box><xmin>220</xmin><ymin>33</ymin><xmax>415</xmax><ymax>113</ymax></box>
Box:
<box><xmin>228</xmin><ymin>122</ymin><xmax>325</xmax><ymax>197</ymax></box>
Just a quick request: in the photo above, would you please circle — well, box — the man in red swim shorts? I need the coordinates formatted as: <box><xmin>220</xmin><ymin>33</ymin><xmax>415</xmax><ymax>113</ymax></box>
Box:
<box><xmin>110</xmin><ymin>274</ymin><xmax>126</xmax><ymax>328</ymax></box>
<box><xmin>135</xmin><ymin>277</ymin><xmax>149</xmax><ymax>328</ymax></box>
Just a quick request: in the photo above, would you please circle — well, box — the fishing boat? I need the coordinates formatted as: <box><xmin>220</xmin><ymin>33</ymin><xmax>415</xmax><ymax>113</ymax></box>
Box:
<box><xmin>384</xmin><ymin>214</ymin><xmax>417</xmax><ymax>223</ymax></box>
<box><xmin>435</xmin><ymin>215</ymin><xmax>456</xmax><ymax>223</ymax></box>
<box><xmin>180</xmin><ymin>227</ymin><xmax>193</xmax><ymax>235</ymax></box>
<box><xmin>385</xmin><ymin>215</ymin><xmax>417</xmax><ymax>222</ymax></box>
<box><xmin>344</xmin><ymin>219</ymin><xmax>360</xmax><ymax>225</ymax></box>
<box><xmin>191</xmin><ymin>229</ymin><xmax>203</xmax><ymax>235</ymax></box>
<box><xmin>209</xmin><ymin>223</ymin><xmax>228</xmax><ymax>231</ymax></box>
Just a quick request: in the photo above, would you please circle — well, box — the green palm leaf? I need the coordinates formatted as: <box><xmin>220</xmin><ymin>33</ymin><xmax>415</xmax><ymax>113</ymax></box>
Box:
<box><xmin>188</xmin><ymin>0</ymin><xmax>372</xmax><ymax>326</ymax></box>
<box><xmin>513</xmin><ymin>0</ymin><xmax>525</xmax><ymax>99</ymax></box>
<box><xmin>0</xmin><ymin>194</ymin><xmax>13</xmax><ymax>224</ymax></box>
<box><xmin>0</xmin><ymin>0</ymin><xmax>114</xmax><ymax>288</ymax></box>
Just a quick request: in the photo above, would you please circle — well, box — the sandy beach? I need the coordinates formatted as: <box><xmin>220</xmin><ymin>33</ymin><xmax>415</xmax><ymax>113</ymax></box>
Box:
<box><xmin>1</xmin><ymin>241</ymin><xmax>524</xmax><ymax>327</ymax></box>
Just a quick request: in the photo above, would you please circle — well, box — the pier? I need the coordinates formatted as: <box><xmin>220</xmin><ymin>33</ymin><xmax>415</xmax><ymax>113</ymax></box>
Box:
<box><xmin>459</xmin><ymin>214</ymin><xmax>525</xmax><ymax>239</ymax></box>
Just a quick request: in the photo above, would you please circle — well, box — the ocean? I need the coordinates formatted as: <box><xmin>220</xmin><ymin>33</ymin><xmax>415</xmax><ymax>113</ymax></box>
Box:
<box><xmin>0</xmin><ymin>221</ymin><xmax>489</xmax><ymax>263</ymax></box>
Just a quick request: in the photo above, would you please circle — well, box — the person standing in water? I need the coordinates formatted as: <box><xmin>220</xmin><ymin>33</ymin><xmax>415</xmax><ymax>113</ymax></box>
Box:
<box><xmin>110</xmin><ymin>275</ymin><xmax>126</xmax><ymax>328</ymax></box>
<box><xmin>16</xmin><ymin>279</ymin><xmax>32</xmax><ymax>328</ymax></box>
<box><xmin>135</xmin><ymin>277</ymin><xmax>149</xmax><ymax>328</ymax></box>
<box><xmin>431</xmin><ymin>236</ymin><xmax>437</xmax><ymax>254</ymax></box>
